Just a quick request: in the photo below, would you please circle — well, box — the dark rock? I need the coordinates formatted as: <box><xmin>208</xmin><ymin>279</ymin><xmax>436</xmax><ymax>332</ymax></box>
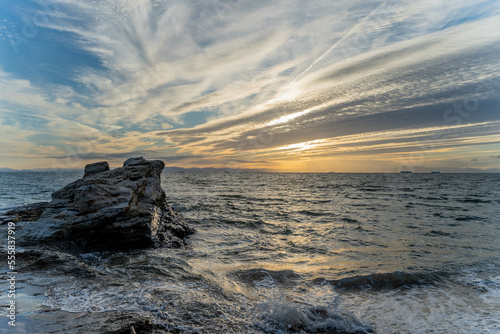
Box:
<box><xmin>15</xmin><ymin>248</ymin><xmax>102</xmax><ymax>278</ymax></box>
<box><xmin>84</xmin><ymin>161</ymin><xmax>109</xmax><ymax>176</ymax></box>
<box><xmin>18</xmin><ymin>158</ymin><xmax>194</xmax><ymax>253</ymax></box>
<box><xmin>123</xmin><ymin>157</ymin><xmax>146</xmax><ymax>166</ymax></box>
<box><xmin>23</xmin><ymin>309</ymin><xmax>172</xmax><ymax>334</ymax></box>
<box><xmin>1</xmin><ymin>202</ymin><xmax>49</xmax><ymax>222</ymax></box>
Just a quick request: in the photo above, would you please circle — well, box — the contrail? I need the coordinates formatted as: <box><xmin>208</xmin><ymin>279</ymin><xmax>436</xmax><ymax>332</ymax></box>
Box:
<box><xmin>289</xmin><ymin>0</ymin><xmax>389</xmax><ymax>85</ymax></box>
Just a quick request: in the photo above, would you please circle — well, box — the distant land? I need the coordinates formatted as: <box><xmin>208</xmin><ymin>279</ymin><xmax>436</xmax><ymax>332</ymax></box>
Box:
<box><xmin>0</xmin><ymin>166</ymin><xmax>266</xmax><ymax>173</ymax></box>
<box><xmin>0</xmin><ymin>167</ymin><xmax>84</xmax><ymax>172</ymax></box>
<box><xmin>0</xmin><ymin>166</ymin><xmax>499</xmax><ymax>173</ymax></box>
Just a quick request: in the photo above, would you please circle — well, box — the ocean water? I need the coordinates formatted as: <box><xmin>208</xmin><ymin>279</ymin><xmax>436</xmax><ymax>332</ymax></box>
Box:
<box><xmin>1</xmin><ymin>172</ymin><xmax>500</xmax><ymax>333</ymax></box>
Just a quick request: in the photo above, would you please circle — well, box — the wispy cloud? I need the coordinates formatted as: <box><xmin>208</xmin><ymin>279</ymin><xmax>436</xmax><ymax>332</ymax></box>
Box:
<box><xmin>1</xmin><ymin>0</ymin><xmax>499</xmax><ymax>170</ymax></box>
<box><xmin>157</xmin><ymin>16</ymin><xmax>500</xmax><ymax>152</ymax></box>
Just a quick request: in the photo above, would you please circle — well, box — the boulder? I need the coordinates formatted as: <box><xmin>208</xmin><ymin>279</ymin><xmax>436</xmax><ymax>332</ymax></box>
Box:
<box><xmin>18</xmin><ymin>158</ymin><xmax>194</xmax><ymax>253</ymax></box>
<box><xmin>84</xmin><ymin>161</ymin><xmax>109</xmax><ymax>176</ymax></box>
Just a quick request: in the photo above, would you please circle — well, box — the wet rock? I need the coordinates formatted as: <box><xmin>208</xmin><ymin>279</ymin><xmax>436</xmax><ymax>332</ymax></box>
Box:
<box><xmin>15</xmin><ymin>248</ymin><xmax>102</xmax><ymax>278</ymax></box>
<box><xmin>1</xmin><ymin>202</ymin><xmax>49</xmax><ymax>222</ymax></box>
<box><xmin>18</xmin><ymin>157</ymin><xmax>194</xmax><ymax>253</ymax></box>
<box><xmin>24</xmin><ymin>309</ymin><xmax>172</xmax><ymax>334</ymax></box>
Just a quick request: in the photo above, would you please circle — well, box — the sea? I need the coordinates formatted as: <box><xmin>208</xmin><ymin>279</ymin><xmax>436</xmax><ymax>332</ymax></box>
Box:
<box><xmin>1</xmin><ymin>171</ymin><xmax>500</xmax><ymax>333</ymax></box>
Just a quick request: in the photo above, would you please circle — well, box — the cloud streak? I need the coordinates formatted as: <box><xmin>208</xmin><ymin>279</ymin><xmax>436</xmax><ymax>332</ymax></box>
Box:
<box><xmin>0</xmin><ymin>0</ymin><xmax>499</xmax><ymax>171</ymax></box>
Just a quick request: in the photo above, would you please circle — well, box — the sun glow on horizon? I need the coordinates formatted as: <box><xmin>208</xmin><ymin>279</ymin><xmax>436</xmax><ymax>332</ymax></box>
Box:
<box><xmin>277</xmin><ymin>139</ymin><xmax>327</xmax><ymax>152</ymax></box>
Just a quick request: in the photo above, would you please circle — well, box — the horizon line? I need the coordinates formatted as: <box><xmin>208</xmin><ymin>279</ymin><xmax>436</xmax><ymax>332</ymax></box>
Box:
<box><xmin>1</xmin><ymin>166</ymin><xmax>499</xmax><ymax>174</ymax></box>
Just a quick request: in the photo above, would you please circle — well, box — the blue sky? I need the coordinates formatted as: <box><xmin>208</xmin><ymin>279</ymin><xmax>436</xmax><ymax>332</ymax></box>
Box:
<box><xmin>0</xmin><ymin>0</ymin><xmax>499</xmax><ymax>171</ymax></box>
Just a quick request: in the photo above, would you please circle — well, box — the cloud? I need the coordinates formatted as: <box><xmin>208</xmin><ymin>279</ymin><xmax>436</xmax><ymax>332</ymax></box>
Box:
<box><xmin>156</xmin><ymin>16</ymin><xmax>500</xmax><ymax>156</ymax></box>
<box><xmin>1</xmin><ymin>0</ymin><xmax>500</xmax><ymax>170</ymax></box>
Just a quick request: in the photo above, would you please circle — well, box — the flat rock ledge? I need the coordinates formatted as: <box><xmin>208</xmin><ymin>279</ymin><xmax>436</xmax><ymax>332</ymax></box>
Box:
<box><xmin>18</xmin><ymin>157</ymin><xmax>194</xmax><ymax>253</ymax></box>
<box><xmin>1</xmin><ymin>202</ymin><xmax>49</xmax><ymax>222</ymax></box>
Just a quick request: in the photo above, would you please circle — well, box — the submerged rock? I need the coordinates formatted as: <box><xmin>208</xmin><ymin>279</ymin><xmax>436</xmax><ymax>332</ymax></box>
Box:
<box><xmin>19</xmin><ymin>157</ymin><xmax>194</xmax><ymax>252</ymax></box>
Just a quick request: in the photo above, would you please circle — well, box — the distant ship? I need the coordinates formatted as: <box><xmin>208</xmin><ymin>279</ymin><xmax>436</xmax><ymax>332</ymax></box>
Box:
<box><xmin>431</xmin><ymin>171</ymin><xmax>441</xmax><ymax>174</ymax></box>
<box><xmin>400</xmin><ymin>170</ymin><xmax>413</xmax><ymax>173</ymax></box>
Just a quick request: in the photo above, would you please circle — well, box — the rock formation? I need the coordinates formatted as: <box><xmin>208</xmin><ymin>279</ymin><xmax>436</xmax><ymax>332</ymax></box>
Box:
<box><xmin>18</xmin><ymin>157</ymin><xmax>194</xmax><ymax>253</ymax></box>
<box><xmin>2</xmin><ymin>202</ymin><xmax>48</xmax><ymax>222</ymax></box>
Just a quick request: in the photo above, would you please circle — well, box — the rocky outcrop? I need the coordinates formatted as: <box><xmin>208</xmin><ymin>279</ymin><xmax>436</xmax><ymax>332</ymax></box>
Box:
<box><xmin>1</xmin><ymin>202</ymin><xmax>48</xmax><ymax>222</ymax></box>
<box><xmin>18</xmin><ymin>157</ymin><xmax>194</xmax><ymax>253</ymax></box>
<box><xmin>84</xmin><ymin>161</ymin><xmax>109</xmax><ymax>176</ymax></box>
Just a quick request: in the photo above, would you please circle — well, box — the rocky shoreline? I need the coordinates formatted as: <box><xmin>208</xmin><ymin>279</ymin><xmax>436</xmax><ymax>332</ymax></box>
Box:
<box><xmin>1</xmin><ymin>158</ymin><xmax>194</xmax><ymax>333</ymax></box>
<box><xmin>2</xmin><ymin>202</ymin><xmax>49</xmax><ymax>223</ymax></box>
<box><xmin>11</xmin><ymin>157</ymin><xmax>194</xmax><ymax>253</ymax></box>
<box><xmin>0</xmin><ymin>246</ymin><xmax>173</xmax><ymax>333</ymax></box>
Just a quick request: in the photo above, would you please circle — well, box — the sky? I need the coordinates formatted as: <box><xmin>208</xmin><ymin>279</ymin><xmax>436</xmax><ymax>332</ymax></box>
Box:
<box><xmin>0</xmin><ymin>0</ymin><xmax>499</xmax><ymax>172</ymax></box>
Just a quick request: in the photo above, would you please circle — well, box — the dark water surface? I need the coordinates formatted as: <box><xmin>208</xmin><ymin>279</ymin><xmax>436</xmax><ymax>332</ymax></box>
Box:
<box><xmin>1</xmin><ymin>172</ymin><xmax>500</xmax><ymax>333</ymax></box>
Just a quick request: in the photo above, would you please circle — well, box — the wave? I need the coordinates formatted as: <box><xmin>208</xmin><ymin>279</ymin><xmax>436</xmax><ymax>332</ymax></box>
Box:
<box><xmin>458</xmin><ymin>198</ymin><xmax>491</xmax><ymax>204</ymax></box>
<box><xmin>298</xmin><ymin>210</ymin><xmax>325</xmax><ymax>217</ymax></box>
<box><xmin>341</xmin><ymin>217</ymin><xmax>360</xmax><ymax>224</ymax></box>
<box><xmin>425</xmin><ymin>230</ymin><xmax>454</xmax><ymax>237</ymax></box>
<box><xmin>231</xmin><ymin>268</ymin><xmax>301</xmax><ymax>286</ymax></box>
<box><xmin>0</xmin><ymin>205</ymin><xmax>19</xmax><ymax>211</ymax></box>
<box><xmin>219</xmin><ymin>218</ymin><xmax>270</xmax><ymax>229</ymax></box>
<box><xmin>357</xmin><ymin>187</ymin><xmax>385</xmax><ymax>192</ymax></box>
<box><xmin>219</xmin><ymin>194</ymin><xmax>247</xmax><ymax>199</ymax></box>
<box><xmin>315</xmin><ymin>271</ymin><xmax>446</xmax><ymax>291</ymax></box>
<box><xmin>454</xmin><ymin>215</ymin><xmax>486</xmax><ymax>222</ymax></box>
<box><xmin>256</xmin><ymin>300</ymin><xmax>373</xmax><ymax>334</ymax></box>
